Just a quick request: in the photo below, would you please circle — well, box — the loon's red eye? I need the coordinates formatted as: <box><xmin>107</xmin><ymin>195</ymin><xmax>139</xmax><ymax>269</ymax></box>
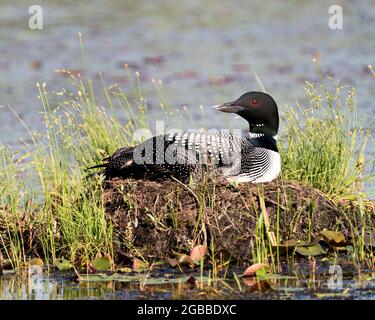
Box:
<box><xmin>251</xmin><ymin>99</ymin><xmax>258</xmax><ymax>106</ymax></box>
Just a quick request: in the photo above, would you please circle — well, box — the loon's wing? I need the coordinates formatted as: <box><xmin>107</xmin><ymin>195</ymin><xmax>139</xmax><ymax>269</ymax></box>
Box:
<box><xmin>88</xmin><ymin>132</ymin><xmax>257</xmax><ymax>180</ymax></box>
<box><xmin>167</xmin><ymin>131</ymin><xmax>255</xmax><ymax>174</ymax></box>
<box><xmin>88</xmin><ymin>136</ymin><xmax>199</xmax><ymax>179</ymax></box>
<box><xmin>170</xmin><ymin>131</ymin><xmax>278</xmax><ymax>180</ymax></box>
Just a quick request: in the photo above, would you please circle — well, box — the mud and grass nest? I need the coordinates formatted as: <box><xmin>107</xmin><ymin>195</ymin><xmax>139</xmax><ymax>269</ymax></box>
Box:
<box><xmin>103</xmin><ymin>178</ymin><xmax>374</xmax><ymax>261</ymax></box>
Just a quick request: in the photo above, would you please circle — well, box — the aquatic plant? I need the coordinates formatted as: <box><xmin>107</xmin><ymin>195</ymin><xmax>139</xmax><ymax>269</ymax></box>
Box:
<box><xmin>280</xmin><ymin>65</ymin><xmax>371</xmax><ymax>199</ymax></box>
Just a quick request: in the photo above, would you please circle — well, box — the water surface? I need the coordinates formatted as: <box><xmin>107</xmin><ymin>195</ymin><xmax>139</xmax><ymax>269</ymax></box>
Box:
<box><xmin>1</xmin><ymin>264</ymin><xmax>374</xmax><ymax>300</ymax></box>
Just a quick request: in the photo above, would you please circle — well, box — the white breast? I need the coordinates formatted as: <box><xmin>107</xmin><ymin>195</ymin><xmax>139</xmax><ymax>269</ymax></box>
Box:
<box><xmin>252</xmin><ymin>150</ymin><xmax>281</xmax><ymax>183</ymax></box>
<box><xmin>227</xmin><ymin>149</ymin><xmax>281</xmax><ymax>183</ymax></box>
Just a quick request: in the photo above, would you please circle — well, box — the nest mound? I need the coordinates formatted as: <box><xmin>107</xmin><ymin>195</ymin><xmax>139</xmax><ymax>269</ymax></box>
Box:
<box><xmin>103</xmin><ymin>178</ymin><xmax>374</xmax><ymax>261</ymax></box>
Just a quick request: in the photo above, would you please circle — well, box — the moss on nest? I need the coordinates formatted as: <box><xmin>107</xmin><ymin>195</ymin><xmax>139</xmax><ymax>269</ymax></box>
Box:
<box><xmin>103</xmin><ymin>178</ymin><xmax>374</xmax><ymax>261</ymax></box>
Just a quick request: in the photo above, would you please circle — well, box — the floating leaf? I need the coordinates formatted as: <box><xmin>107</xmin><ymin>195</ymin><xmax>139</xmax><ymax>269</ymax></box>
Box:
<box><xmin>272</xmin><ymin>239</ymin><xmax>307</xmax><ymax>255</ymax></box>
<box><xmin>243</xmin><ymin>263</ymin><xmax>269</xmax><ymax>277</ymax></box>
<box><xmin>320</xmin><ymin>230</ymin><xmax>345</xmax><ymax>246</ymax></box>
<box><xmin>295</xmin><ymin>243</ymin><xmax>328</xmax><ymax>256</ymax></box>
<box><xmin>305</xmin><ymin>236</ymin><xmax>323</xmax><ymax>246</ymax></box>
<box><xmin>287</xmin><ymin>239</ymin><xmax>308</xmax><ymax>247</ymax></box>
<box><xmin>316</xmin><ymin>288</ymin><xmax>350</xmax><ymax>299</ymax></box>
<box><xmin>78</xmin><ymin>273</ymin><xmax>137</xmax><ymax>283</ymax></box>
<box><xmin>30</xmin><ymin>258</ymin><xmax>44</xmax><ymax>267</ymax></box>
<box><xmin>117</xmin><ymin>267</ymin><xmax>132</xmax><ymax>273</ymax></box>
<box><xmin>55</xmin><ymin>258</ymin><xmax>71</xmax><ymax>271</ymax></box>
<box><xmin>92</xmin><ymin>256</ymin><xmax>111</xmax><ymax>271</ymax></box>
<box><xmin>141</xmin><ymin>276</ymin><xmax>212</xmax><ymax>286</ymax></box>
<box><xmin>78</xmin><ymin>273</ymin><xmax>213</xmax><ymax>285</ymax></box>
<box><xmin>190</xmin><ymin>245</ymin><xmax>207</xmax><ymax>262</ymax></box>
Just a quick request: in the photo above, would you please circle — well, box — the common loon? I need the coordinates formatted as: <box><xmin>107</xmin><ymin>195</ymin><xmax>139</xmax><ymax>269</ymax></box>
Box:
<box><xmin>90</xmin><ymin>92</ymin><xmax>281</xmax><ymax>183</ymax></box>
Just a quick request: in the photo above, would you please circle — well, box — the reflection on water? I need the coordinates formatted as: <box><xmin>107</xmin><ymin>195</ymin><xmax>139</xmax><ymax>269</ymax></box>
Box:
<box><xmin>1</xmin><ymin>266</ymin><xmax>374</xmax><ymax>300</ymax></box>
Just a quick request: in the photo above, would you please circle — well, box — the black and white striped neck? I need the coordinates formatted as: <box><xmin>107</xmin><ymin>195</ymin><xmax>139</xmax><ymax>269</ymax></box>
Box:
<box><xmin>247</xmin><ymin>132</ymin><xmax>278</xmax><ymax>153</ymax></box>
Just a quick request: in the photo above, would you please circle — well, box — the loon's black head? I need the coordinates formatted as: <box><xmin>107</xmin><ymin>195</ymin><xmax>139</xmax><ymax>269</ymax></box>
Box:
<box><xmin>213</xmin><ymin>92</ymin><xmax>279</xmax><ymax>137</ymax></box>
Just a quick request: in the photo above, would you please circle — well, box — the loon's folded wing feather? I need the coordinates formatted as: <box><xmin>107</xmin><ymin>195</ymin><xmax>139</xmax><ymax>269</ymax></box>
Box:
<box><xmin>167</xmin><ymin>131</ymin><xmax>254</xmax><ymax>166</ymax></box>
<box><xmin>87</xmin><ymin>131</ymin><xmax>278</xmax><ymax>182</ymax></box>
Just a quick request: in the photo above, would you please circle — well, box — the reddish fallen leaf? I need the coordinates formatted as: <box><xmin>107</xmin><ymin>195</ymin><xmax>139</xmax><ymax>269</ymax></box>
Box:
<box><xmin>243</xmin><ymin>263</ymin><xmax>269</xmax><ymax>277</ymax></box>
<box><xmin>132</xmin><ymin>258</ymin><xmax>148</xmax><ymax>271</ymax></box>
<box><xmin>190</xmin><ymin>245</ymin><xmax>207</xmax><ymax>262</ymax></box>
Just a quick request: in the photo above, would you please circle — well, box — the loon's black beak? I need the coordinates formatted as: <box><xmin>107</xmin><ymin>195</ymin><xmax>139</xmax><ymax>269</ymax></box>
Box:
<box><xmin>212</xmin><ymin>101</ymin><xmax>244</xmax><ymax>113</ymax></box>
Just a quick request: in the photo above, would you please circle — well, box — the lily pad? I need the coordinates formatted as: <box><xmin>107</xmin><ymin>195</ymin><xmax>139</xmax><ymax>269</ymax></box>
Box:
<box><xmin>30</xmin><ymin>258</ymin><xmax>44</xmax><ymax>267</ymax></box>
<box><xmin>92</xmin><ymin>256</ymin><xmax>111</xmax><ymax>271</ymax></box>
<box><xmin>78</xmin><ymin>273</ymin><xmax>137</xmax><ymax>283</ymax></box>
<box><xmin>320</xmin><ymin>230</ymin><xmax>346</xmax><ymax>246</ymax></box>
<box><xmin>272</xmin><ymin>239</ymin><xmax>308</xmax><ymax>255</ymax></box>
<box><xmin>117</xmin><ymin>267</ymin><xmax>132</xmax><ymax>273</ymax></box>
<box><xmin>295</xmin><ymin>243</ymin><xmax>328</xmax><ymax>256</ymax></box>
<box><xmin>55</xmin><ymin>258</ymin><xmax>72</xmax><ymax>271</ymax></box>
<box><xmin>284</xmin><ymin>239</ymin><xmax>299</xmax><ymax>247</ymax></box>
<box><xmin>78</xmin><ymin>273</ymin><xmax>213</xmax><ymax>285</ymax></box>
